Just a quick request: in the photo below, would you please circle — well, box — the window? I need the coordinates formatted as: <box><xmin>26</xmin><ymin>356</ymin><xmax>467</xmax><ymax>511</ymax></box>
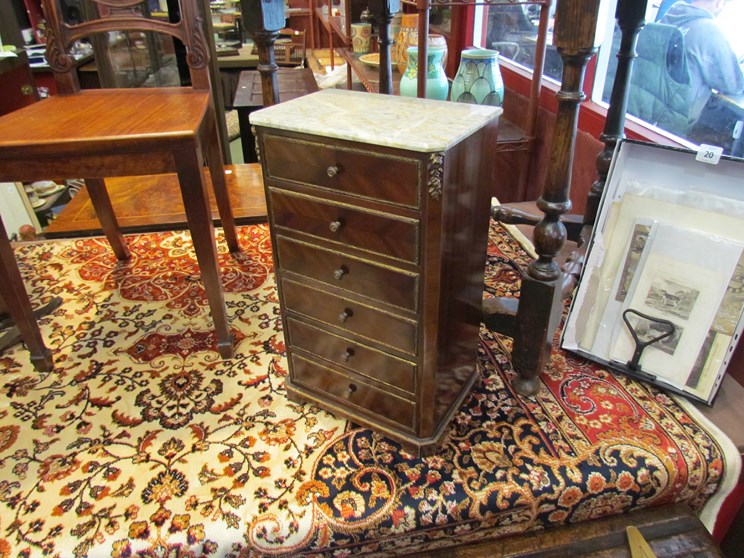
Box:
<box><xmin>474</xmin><ymin>0</ymin><xmax>744</xmax><ymax>158</ymax></box>
<box><xmin>476</xmin><ymin>1</ymin><xmax>561</xmax><ymax>82</ymax></box>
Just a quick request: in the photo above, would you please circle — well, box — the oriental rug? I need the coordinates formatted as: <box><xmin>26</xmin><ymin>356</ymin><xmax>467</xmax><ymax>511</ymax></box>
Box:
<box><xmin>0</xmin><ymin>223</ymin><xmax>739</xmax><ymax>557</ymax></box>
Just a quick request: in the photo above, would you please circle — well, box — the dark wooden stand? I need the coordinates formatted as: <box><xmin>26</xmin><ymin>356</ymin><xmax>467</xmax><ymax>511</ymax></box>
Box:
<box><xmin>483</xmin><ymin>0</ymin><xmax>605</xmax><ymax>395</ymax></box>
<box><xmin>585</xmin><ymin>1</ymin><xmax>647</xmax><ymax>229</ymax></box>
<box><xmin>232</xmin><ymin>68</ymin><xmax>318</xmax><ymax>162</ymax></box>
<box><xmin>241</xmin><ymin>0</ymin><xmax>287</xmax><ymax>106</ymax></box>
<box><xmin>368</xmin><ymin>0</ymin><xmax>399</xmax><ymax>95</ymax></box>
<box><xmin>486</xmin><ymin>0</ymin><xmax>648</xmax><ymax>395</ymax></box>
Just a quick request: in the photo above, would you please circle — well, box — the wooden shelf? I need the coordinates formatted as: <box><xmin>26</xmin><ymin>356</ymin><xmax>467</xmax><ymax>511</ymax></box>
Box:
<box><xmin>343</xmin><ymin>50</ymin><xmax>400</xmax><ymax>94</ymax></box>
<box><xmin>314</xmin><ymin>8</ymin><xmax>347</xmax><ymax>41</ymax></box>
<box><xmin>45</xmin><ymin>165</ymin><xmax>267</xmax><ymax>237</ymax></box>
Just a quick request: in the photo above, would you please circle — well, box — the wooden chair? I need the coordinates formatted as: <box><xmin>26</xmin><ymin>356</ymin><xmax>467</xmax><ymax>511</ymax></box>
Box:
<box><xmin>0</xmin><ymin>215</ymin><xmax>53</xmax><ymax>371</ymax></box>
<box><xmin>0</xmin><ymin>0</ymin><xmax>241</xmax><ymax>359</ymax></box>
<box><xmin>275</xmin><ymin>29</ymin><xmax>307</xmax><ymax>68</ymax></box>
<box><xmin>486</xmin><ymin>0</ymin><xmax>648</xmax><ymax>395</ymax></box>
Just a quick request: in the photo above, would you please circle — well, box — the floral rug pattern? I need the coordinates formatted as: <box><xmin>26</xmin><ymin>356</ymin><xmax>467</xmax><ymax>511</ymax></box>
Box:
<box><xmin>0</xmin><ymin>223</ymin><xmax>733</xmax><ymax>557</ymax></box>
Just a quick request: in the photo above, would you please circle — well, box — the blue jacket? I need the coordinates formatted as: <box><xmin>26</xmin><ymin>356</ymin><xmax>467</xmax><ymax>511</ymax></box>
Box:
<box><xmin>661</xmin><ymin>2</ymin><xmax>744</xmax><ymax>125</ymax></box>
<box><xmin>603</xmin><ymin>22</ymin><xmax>691</xmax><ymax>137</ymax></box>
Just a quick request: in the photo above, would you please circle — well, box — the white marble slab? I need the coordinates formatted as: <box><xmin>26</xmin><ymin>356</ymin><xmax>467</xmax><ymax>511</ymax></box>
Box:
<box><xmin>249</xmin><ymin>89</ymin><xmax>502</xmax><ymax>153</ymax></box>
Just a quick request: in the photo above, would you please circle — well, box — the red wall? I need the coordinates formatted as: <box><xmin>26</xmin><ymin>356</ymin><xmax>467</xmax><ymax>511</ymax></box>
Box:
<box><xmin>498</xmin><ymin>65</ymin><xmax>602</xmax><ymax>215</ymax></box>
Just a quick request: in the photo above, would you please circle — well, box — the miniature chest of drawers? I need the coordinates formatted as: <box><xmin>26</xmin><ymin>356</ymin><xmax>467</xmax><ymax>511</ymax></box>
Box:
<box><xmin>250</xmin><ymin>89</ymin><xmax>501</xmax><ymax>455</ymax></box>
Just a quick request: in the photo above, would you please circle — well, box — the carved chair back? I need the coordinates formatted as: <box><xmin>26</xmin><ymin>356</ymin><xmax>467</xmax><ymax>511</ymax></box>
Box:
<box><xmin>42</xmin><ymin>0</ymin><xmax>212</xmax><ymax>94</ymax></box>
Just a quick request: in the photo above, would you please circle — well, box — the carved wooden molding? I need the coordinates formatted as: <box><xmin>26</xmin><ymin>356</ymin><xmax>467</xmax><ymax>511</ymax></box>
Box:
<box><xmin>44</xmin><ymin>22</ymin><xmax>76</xmax><ymax>73</ymax></box>
<box><xmin>251</xmin><ymin>126</ymin><xmax>261</xmax><ymax>162</ymax></box>
<box><xmin>186</xmin><ymin>17</ymin><xmax>209</xmax><ymax>69</ymax></box>
<box><xmin>42</xmin><ymin>0</ymin><xmax>212</xmax><ymax>80</ymax></box>
<box><xmin>43</xmin><ymin>0</ymin><xmax>189</xmax><ymax>49</ymax></box>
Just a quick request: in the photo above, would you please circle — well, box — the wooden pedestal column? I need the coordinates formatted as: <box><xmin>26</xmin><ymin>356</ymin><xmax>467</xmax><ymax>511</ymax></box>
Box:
<box><xmin>494</xmin><ymin>0</ymin><xmax>609</xmax><ymax>396</ymax></box>
<box><xmin>241</xmin><ymin>0</ymin><xmax>285</xmax><ymax>106</ymax></box>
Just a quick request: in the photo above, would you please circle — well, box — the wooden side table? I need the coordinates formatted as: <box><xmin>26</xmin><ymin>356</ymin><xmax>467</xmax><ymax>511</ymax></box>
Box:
<box><xmin>233</xmin><ymin>67</ymin><xmax>318</xmax><ymax>163</ymax></box>
<box><xmin>217</xmin><ymin>44</ymin><xmax>260</xmax><ymax>108</ymax></box>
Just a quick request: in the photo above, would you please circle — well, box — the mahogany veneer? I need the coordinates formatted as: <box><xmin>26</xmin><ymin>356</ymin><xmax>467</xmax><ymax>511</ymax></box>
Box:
<box><xmin>252</xmin><ymin>92</ymin><xmax>500</xmax><ymax>455</ymax></box>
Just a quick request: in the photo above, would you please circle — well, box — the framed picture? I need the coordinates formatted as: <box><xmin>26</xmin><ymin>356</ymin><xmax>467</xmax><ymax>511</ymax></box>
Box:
<box><xmin>562</xmin><ymin>140</ymin><xmax>744</xmax><ymax>404</ymax></box>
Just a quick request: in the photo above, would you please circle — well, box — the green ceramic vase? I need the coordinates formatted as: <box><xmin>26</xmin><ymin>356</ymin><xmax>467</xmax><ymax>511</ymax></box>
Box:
<box><xmin>399</xmin><ymin>46</ymin><xmax>450</xmax><ymax>101</ymax></box>
<box><xmin>451</xmin><ymin>48</ymin><xmax>504</xmax><ymax>106</ymax></box>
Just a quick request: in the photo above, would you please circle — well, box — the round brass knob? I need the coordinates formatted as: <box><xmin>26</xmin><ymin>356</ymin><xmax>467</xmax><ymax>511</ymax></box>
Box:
<box><xmin>338</xmin><ymin>309</ymin><xmax>352</xmax><ymax>323</ymax></box>
<box><xmin>327</xmin><ymin>165</ymin><xmax>340</xmax><ymax>177</ymax></box>
<box><xmin>333</xmin><ymin>267</ymin><xmax>347</xmax><ymax>280</ymax></box>
<box><xmin>346</xmin><ymin>383</ymin><xmax>357</xmax><ymax>397</ymax></box>
<box><xmin>329</xmin><ymin>220</ymin><xmax>342</xmax><ymax>233</ymax></box>
<box><xmin>341</xmin><ymin>348</ymin><xmax>354</xmax><ymax>362</ymax></box>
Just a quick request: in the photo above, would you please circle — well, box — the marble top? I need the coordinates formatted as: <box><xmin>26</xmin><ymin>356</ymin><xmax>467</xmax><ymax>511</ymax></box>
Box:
<box><xmin>249</xmin><ymin>89</ymin><xmax>502</xmax><ymax>152</ymax></box>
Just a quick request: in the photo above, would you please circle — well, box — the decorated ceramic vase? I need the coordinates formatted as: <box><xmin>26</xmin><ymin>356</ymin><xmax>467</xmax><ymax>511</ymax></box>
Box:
<box><xmin>427</xmin><ymin>34</ymin><xmax>448</xmax><ymax>72</ymax></box>
<box><xmin>351</xmin><ymin>22</ymin><xmax>372</xmax><ymax>54</ymax></box>
<box><xmin>394</xmin><ymin>15</ymin><xmax>449</xmax><ymax>75</ymax></box>
<box><xmin>399</xmin><ymin>46</ymin><xmax>449</xmax><ymax>101</ymax></box>
<box><xmin>451</xmin><ymin>48</ymin><xmax>504</xmax><ymax>106</ymax></box>
<box><xmin>390</xmin><ymin>11</ymin><xmax>403</xmax><ymax>63</ymax></box>
<box><xmin>395</xmin><ymin>13</ymin><xmax>418</xmax><ymax>74</ymax></box>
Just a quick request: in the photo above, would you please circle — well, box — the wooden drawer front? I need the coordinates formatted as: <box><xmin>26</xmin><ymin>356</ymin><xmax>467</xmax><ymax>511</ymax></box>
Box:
<box><xmin>263</xmin><ymin>134</ymin><xmax>420</xmax><ymax>208</ymax></box>
<box><xmin>287</xmin><ymin>318</ymin><xmax>416</xmax><ymax>393</ymax></box>
<box><xmin>269</xmin><ymin>190</ymin><xmax>419</xmax><ymax>264</ymax></box>
<box><xmin>277</xmin><ymin>237</ymin><xmax>418</xmax><ymax>311</ymax></box>
<box><xmin>291</xmin><ymin>354</ymin><xmax>415</xmax><ymax>430</ymax></box>
<box><xmin>281</xmin><ymin>279</ymin><xmax>417</xmax><ymax>355</ymax></box>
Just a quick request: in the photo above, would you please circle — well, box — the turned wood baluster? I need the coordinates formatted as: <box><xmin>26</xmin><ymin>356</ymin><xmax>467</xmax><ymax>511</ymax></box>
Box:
<box><xmin>559</xmin><ymin>1</ymin><xmax>647</xmax><ymax>296</ymax></box>
<box><xmin>510</xmin><ymin>0</ymin><xmax>607</xmax><ymax>396</ymax></box>
<box><xmin>254</xmin><ymin>29</ymin><xmax>280</xmax><ymax>106</ymax></box>
<box><xmin>242</xmin><ymin>0</ymin><xmax>286</xmax><ymax>106</ymax></box>
<box><xmin>584</xmin><ymin>0</ymin><xmax>647</xmax><ymax>230</ymax></box>
<box><xmin>369</xmin><ymin>0</ymin><xmax>400</xmax><ymax>95</ymax></box>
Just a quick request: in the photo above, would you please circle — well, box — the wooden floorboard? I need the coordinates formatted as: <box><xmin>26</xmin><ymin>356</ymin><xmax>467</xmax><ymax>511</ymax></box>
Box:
<box><xmin>45</xmin><ymin>164</ymin><xmax>267</xmax><ymax>238</ymax></box>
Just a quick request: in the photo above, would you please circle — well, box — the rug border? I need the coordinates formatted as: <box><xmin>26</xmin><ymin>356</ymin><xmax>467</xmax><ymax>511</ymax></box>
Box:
<box><xmin>673</xmin><ymin>395</ymin><xmax>742</xmax><ymax>534</ymax></box>
<box><xmin>494</xmin><ymin>217</ymin><xmax>742</xmax><ymax>536</ymax></box>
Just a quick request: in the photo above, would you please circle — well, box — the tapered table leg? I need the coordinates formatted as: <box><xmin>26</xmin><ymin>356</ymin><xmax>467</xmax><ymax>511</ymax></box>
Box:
<box><xmin>85</xmin><ymin>177</ymin><xmax>131</xmax><ymax>261</ymax></box>
<box><xmin>205</xmin><ymin>117</ymin><xmax>240</xmax><ymax>253</ymax></box>
<box><xmin>175</xmin><ymin>145</ymin><xmax>234</xmax><ymax>359</ymax></box>
<box><xmin>0</xmin><ymin>218</ymin><xmax>53</xmax><ymax>371</ymax></box>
